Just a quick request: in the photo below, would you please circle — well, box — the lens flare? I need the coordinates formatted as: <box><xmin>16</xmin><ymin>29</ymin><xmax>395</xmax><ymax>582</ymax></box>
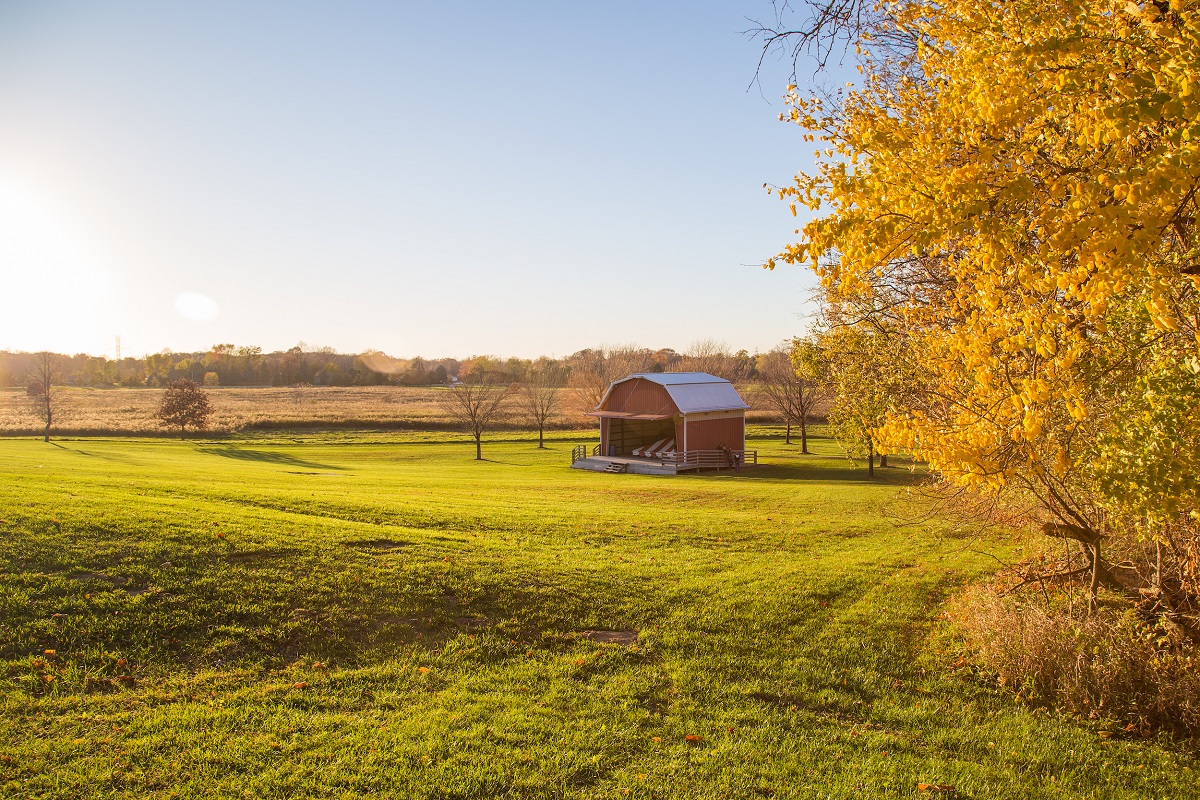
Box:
<box><xmin>174</xmin><ymin>292</ymin><xmax>219</xmax><ymax>321</ymax></box>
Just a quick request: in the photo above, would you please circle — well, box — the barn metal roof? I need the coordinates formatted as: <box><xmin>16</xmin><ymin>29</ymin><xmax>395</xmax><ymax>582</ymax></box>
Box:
<box><xmin>630</xmin><ymin>372</ymin><xmax>727</xmax><ymax>385</ymax></box>
<box><xmin>597</xmin><ymin>372</ymin><xmax>749</xmax><ymax>415</ymax></box>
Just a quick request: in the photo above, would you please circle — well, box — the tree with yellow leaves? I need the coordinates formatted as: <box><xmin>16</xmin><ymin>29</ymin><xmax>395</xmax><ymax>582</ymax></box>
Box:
<box><xmin>815</xmin><ymin>321</ymin><xmax>916</xmax><ymax>476</ymax></box>
<box><xmin>768</xmin><ymin>0</ymin><xmax>1200</xmax><ymax>615</ymax></box>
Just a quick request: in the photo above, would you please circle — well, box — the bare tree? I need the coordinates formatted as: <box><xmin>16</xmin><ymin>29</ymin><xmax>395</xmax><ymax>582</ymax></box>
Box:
<box><xmin>518</xmin><ymin>360</ymin><xmax>567</xmax><ymax>448</ymax></box>
<box><xmin>679</xmin><ymin>339</ymin><xmax>730</xmax><ymax>375</ymax></box>
<box><xmin>755</xmin><ymin>341</ymin><xmax>827</xmax><ymax>453</ymax></box>
<box><xmin>745</xmin><ymin>0</ymin><xmax>901</xmax><ymax>83</ymax></box>
<box><xmin>25</xmin><ymin>352</ymin><xmax>66</xmax><ymax>442</ymax></box>
<box><xmin>678</xmin><ymin>339</ymin><xmax>755</xmax><ymax>382</ymax></box>
<box><xmin>440</xmin><ymin>379</ymin><xmax>512</xmax><ymax>460</ymax></box>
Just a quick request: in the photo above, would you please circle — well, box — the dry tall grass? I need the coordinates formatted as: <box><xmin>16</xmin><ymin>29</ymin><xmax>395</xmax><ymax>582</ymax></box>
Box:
<box><xmin>950</xmin><ymin>585</ymin><xmax>1200</xmax><ymax>734</ymax></box>
<box><xmin>0</xmin><ymin>386</ymin><xmax>525</xmax><ymax>435</ymax></box>
<box><xmin>0</xmin><ymin>384</ymin><xmax>796</xmax><ymax>436</ymax></box>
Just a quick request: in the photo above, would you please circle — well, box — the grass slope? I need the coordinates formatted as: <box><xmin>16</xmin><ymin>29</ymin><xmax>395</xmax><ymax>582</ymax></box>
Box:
<box><xmin>0</xmin><ymin>428</ymin><xmax>1193</xmax><ymax>798</ymax></box>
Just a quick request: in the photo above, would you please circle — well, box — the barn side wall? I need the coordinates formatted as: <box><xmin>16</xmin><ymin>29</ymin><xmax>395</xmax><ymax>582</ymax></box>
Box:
<box><xmin>683</xmin><ymin>415</ymin><xmax>745</xmax><ymax>452</ymax></box>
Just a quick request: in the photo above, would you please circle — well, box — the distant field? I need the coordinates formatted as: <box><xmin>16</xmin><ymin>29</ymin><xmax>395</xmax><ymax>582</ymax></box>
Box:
<box><xmin>0</xmin><ymin>386</ymin><xmax>467</xmax><ymax>435</ymax></box>
<box><xmin>0</xmin><ymin>427</ymin><xmax>1192</xmax><ymax>799</ymax></box>
<box><xmin>0</xmin><ymin>385</ymin><xmax>791</xmax><ymax>436</ymax></box>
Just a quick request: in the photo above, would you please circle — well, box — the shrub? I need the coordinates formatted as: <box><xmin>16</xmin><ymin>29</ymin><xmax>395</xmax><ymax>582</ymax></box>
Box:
<box><xmin>156</xmin><ymin>380</ymin><xmax>212</xmax><ymax>437</ymax></box>
<box><xmin>950</xmin><ymin>585</ymin><xmax>1200</xmax><ymax>734</ymax></box>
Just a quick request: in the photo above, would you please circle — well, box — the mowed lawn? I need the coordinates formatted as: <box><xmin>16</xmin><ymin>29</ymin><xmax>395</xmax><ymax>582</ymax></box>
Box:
<box><xmin>0</xmin><ymin>430</ymin><xmax>1193</xmax><ymax>799</ymax></box>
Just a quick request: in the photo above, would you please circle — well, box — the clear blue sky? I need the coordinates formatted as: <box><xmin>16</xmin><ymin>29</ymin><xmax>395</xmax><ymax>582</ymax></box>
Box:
<box><xmin>0</xmin><ymin>1</ymin><xmax>820</xmax><ymax>359</ymax></box>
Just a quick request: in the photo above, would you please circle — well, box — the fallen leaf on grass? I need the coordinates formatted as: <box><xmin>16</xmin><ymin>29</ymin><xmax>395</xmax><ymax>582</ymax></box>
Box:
<box><xmin>293</xmin><ymin>682</ymin><xmax>308</xmax><ymax>689</ymax></box>
<box><xmin>418</xmin><ymin>667</ymin><xmax>431</xmax><ymax>674</ymax></box>
<box><xmin>650</xmin><ymin>736</ymin><xmax>662</xmax><ymax>743</ymax></box>
<box><xmin>917</xmin><ymin>784</ymin><xmax>956</xmax><ymax>794</ymax></box>
<box><xmin>684</xmin><ymin>734</ymin><xmax>703</xmax><ymax>743</ymax></box>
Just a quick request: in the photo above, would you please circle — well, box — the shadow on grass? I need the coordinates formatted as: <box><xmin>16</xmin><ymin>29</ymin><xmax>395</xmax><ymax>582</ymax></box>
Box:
<box><xmin>691</xmin><ymin>462</ymin><xmax>927</xmax><ymax>486</ymax></box>
<box><xmin>198</xmin><ymin>445</ymin><xmax>347</xmax><ymax>471</ymax></box>
<box><xmin>49</xmin><ymin>443</ymin><xmax>140</xmax><ymax>464</ymax></box>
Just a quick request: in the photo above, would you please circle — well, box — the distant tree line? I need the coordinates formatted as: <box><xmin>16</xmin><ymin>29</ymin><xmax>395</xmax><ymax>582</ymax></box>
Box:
<box><xmin>0</xmin><ymin>339</ymin><xmax>767</xmax><ymax>390</ymax></box>
<box><xmin>0</xmin><ymin>346</ymin><xmax>463</xmax><ymax>389</ymax></box>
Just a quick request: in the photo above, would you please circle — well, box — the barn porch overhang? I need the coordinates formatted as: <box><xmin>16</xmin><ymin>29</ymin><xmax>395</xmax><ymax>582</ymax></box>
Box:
<box><xmin>585</xmin><ymin>411</ymin><xmax>676</xmax><ymax>420</ymax></box>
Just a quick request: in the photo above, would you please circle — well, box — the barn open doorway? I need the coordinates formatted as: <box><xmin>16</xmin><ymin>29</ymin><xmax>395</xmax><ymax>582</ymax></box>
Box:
<box><xmin>605</xmin><ymin>418</ymin><xmax>675</xmax><ymax>457</ymax></box>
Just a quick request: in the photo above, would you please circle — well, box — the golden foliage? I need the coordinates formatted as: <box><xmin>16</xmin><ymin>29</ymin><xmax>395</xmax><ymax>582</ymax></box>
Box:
<box><xmin>773</xmin><ymin>1</ymin><xmax>1200</xmax><ymax>531</ymax></box>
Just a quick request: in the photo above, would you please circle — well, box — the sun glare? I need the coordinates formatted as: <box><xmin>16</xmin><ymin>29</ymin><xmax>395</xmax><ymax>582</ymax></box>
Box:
<box><xmin>174</xmin><ymin>292</ymin><xmax>220</xmax><ymax>321</ymax></box>
<box><xmin>0</xmin><ymin>180</ymin><xmax>113</xmax><ymax>354</ymax></box>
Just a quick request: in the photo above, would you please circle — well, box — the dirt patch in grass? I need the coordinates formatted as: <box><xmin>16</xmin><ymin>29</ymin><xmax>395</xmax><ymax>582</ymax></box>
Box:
<box><xmin>344</xmin><ymin>539</ymin><xmax>411</xmax><ymax>551</ymax></box>
<box><xmin>65</xmin><ymin>571</ymin><xmax>128</xmax><ymax>586</ymax></box>
<box><xmin>227</xmin><ymin>548</ymin><xmax>300</xmax><ymax>564</ymax></box>
<box><xmin>579</xmin><ymin>630</ymin><xmax>639</xmax><ymax>646</ymax></box>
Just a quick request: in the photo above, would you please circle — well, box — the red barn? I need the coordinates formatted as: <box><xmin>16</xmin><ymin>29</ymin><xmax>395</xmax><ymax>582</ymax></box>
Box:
<box><xmin>571</xmin><ymin>372</ymin><xmax>755</xmax><ymax>474</ymax></box>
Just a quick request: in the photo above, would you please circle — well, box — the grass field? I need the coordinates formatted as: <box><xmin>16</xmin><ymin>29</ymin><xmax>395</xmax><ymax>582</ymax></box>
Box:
<box><xmin>0</xmin><ymin>385</ymin><xmax>791</xmax><ymax>436</ymax></box>
<box><xmin>0</xmin><ymin>428</ymin><xmax>1194</xmax><ymax>798</ymax></box>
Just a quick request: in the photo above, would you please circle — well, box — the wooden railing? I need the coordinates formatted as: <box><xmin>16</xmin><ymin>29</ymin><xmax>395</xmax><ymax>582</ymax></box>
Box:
<box><xmin>661</xmin><ymin>449</ymin><xmax>758</xmax><ymax>470</ymax></box>
<box><xmin>572</xmin><ymin>445</ymin><xmax>758</xmax><ymax>470</ymax></box>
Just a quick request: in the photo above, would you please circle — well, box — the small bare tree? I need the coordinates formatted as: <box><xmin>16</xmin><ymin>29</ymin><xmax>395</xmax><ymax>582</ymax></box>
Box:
<box><xmin>156</xmin><ymin>380</ymin><xmax>213</xmax><ymax>437</ymax></box>
<box><xmin>756</xmin><ymin>341</ymin><xmax>827</xmax><ymax>453</ymax></box>
<box><xmin>678</xmin><ymin>339</ymin><xmax>755</xmax><ymax>382</ymax></box>
<box><xmin>440</xmin><ymin>379</ymin><xmax>511</xmax><ymax>460</ymax></box>
<box><xmin>26</xmin><ymin>352</ymin><xmax>66</xmax><ymax>442</ymax></box>
<box><xmin>518</xmin><ymin>360</ymin><xmax>567</xmax><ymax>448</ymax></box>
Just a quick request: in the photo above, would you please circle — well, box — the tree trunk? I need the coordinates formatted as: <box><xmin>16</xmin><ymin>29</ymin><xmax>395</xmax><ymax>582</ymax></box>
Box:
<box><xmin>475</xmin><ymin>434</ymin><xmax>482</xmax><ymax>460</ymax></box>
<box><xmin>867</xmin><ymin>438</ymin><xmax>874</xmax><ymax>478</ymax></box>
<box><xmin>785</xmin><ymin>419</ymin><xmax>791</xmax><ymax>444</ymax></box>
<box><xmin>538</xmin><ymin>423</ymin><xmax>545</xmax><ymax>448</ymax></box>
<box><xmin>1089</xmin><ymin>541</ymin><xmax>1101</xmax><ymax>615</ymax></box>
<box><xmin>879</xmin><ymin>453</ymin><xmax>888</xmax><ymax>468</ymax></box>
<box><xmin>800</xmin><ymin>417</ymin><xmax>808</xmax><ymax>454</ymax></box>
<box><xmin>1155</xmin><ymin>540</ymin><xmax>1162</xmax><ymax>590</ymax></box>
<box><xmin>43</xmin><ymin>397</ymin><xmax>51</xmax><ymax>442</ymax></box>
